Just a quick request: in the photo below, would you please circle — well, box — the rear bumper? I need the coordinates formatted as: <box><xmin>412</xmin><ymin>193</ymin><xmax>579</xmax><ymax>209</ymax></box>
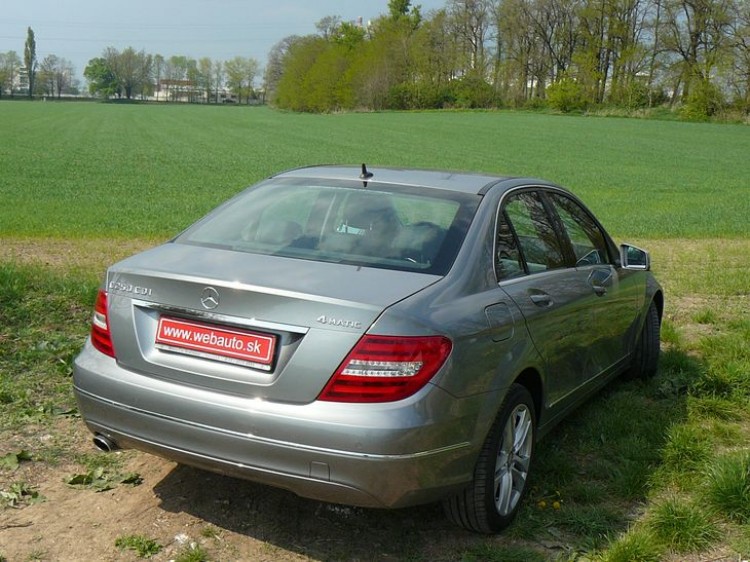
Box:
<box><xmin>73</xmin><ymin>341</ymin><xmax>478</xmax><ymax>508</ymax></box>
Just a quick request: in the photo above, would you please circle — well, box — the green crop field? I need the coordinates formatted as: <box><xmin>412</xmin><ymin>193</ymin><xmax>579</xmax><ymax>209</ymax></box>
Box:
<box><xmin>1</xmin><ymin>101</ymin><xmax>749</xmax><ymax>239</ymax></box>
<box><xmin>1</xmin><ymin>101</ymin><xmax>749</xmax><ymax>562</ymax></box>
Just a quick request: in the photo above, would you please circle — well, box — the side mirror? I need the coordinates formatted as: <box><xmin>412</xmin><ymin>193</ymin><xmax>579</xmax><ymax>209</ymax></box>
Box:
<box><xmin>619</xmin><ymin>244</ymin><xmax>650</xmax><ymax>271</ymax></box>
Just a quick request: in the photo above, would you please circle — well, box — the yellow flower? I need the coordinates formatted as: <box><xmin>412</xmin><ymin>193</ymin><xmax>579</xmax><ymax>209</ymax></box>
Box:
<box><xmin>552</xmin><ymin>500</ymin><xmax>562</xmax><ymax>510</ymax></box>
<box><xmin>537</xmin><ymin>500</ymin><xmax>547</xmax><ymax>509</ymax></box>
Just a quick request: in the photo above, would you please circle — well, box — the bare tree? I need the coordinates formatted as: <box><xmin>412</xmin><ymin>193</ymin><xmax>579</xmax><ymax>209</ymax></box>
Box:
<box><xmin>316</xmin><ymin>15</ymin><xmax>342</xmax><ymax>39</ymax></box>
<box><xmin>727</xmin><ymin>0</ymin><xmax>750</xmax><ymax>107</ymax></box>
<box><xmin>448</xmin><ymin>0</ymin><xmax>494</xmax><ymax>73</ymax></box>
<box><xmin>213</xmin><ymin>60</ymin><xmax>225</xmax><ymax>103</ymax></box>
<box><xmin>661</xmin><ymin>0</ymin><xmax>734</xmax><ymax>99</ymax></box>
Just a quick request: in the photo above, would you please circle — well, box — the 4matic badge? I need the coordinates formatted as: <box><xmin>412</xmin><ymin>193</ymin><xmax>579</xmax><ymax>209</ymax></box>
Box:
<box><xmin>316</xmin><ymin>315</ymin><xmax>362</xmax><ymax>329</ymax></box>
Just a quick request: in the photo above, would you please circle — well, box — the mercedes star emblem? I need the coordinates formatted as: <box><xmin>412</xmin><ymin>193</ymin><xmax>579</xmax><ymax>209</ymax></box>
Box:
<box><xmin>200</xmin><ymin>287</ymin><xmax>220</xmax><ymax>310</ymax></box>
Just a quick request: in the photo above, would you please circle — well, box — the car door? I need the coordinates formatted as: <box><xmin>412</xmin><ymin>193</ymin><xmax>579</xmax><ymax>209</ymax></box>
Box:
<box><xmin>495</xmin><ymin>189</ymin><xmax>600</xmax><ymax>409</ymax></box>
<box><xmin>545</xmin><ymin>192</ymin><xmax>641</xmax><ymax>376</ymax></box>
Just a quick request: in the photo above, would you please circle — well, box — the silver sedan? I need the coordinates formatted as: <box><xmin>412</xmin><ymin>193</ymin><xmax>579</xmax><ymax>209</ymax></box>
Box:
<box><xmin>73</xmin><ymin>165</ymin><xmax>662</xmax><ymax>533</ymax></box>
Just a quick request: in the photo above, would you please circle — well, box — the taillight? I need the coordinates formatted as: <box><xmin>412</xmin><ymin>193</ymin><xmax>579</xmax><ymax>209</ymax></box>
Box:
<box><xmin>319</xmin><ymin>335</ymin><xmax>452</xmax><ymax>403</ymax></box>
<box><xmin>90</xmin><ymin>289</ymin><xmax>115</xmax><ymax>358</ymax></box>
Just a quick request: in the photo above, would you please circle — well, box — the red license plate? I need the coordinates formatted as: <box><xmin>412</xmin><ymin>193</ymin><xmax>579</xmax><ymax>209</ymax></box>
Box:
<box><xmin>155</xmin><ymin>316</ymin><xmax>276</xmax><ymax>369</ymax></box>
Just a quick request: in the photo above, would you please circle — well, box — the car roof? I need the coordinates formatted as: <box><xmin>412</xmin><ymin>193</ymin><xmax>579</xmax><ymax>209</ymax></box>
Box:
<box><xmin>272</xmin><ymin>165</ymin><xmax>541</xmax><ymax>195</ymax></box>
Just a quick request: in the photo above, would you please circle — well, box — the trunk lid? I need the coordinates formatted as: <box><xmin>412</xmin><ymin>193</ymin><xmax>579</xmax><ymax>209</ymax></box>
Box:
<box><xmin>105</xmin><ymin>243</ymin><xmax>440</xmax><ymax>404</ymax></box>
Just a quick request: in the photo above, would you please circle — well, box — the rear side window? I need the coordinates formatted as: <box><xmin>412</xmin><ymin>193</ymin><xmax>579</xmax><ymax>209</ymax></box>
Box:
<box><xmin>178</xmin><ymin>180</ymin><xmax>479</xmax><ymax>275</ymax></box>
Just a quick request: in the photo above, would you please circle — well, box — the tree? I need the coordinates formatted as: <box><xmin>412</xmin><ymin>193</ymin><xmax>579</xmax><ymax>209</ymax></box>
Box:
<box><xmin>265</xmin><ymin>35</ymin><xmax>300</xmax><ymax>104</ymax></box>
<box><xmin>116</xmin><ymin>47</ymin><xmax>153</xmax><ymax>99</ymax></box>
<box><xmin>448</xmin><ymin>0</ymin><xmax>494</xmax><ymax>73</ymax></box>
<box><xmin>213</xmin><ymin>60</ymin><xmax>225</xmax><ymax>103</ymax></box>
<box><xmin>390</xmin><ymin>0</ymin><xmax>413</xmax><ymax>18</ymax></box>
<box><xmin>389</xmin><ymin>0</ymin><xmax>423</xmax><ymax>25</ymax></box>
<box><xmin>0</xmin><ymin>51</ymin><xmax>21</xmax><ymax>98</ymax></box>
<box><xmin>662</xmin><ymin>0</ymin><xmax>734</xmax><ymax>101</ymax></box>
<box><xmin>224</xmin><ymin>56</ymin><xmax>245</xmax><ymax>103</ymax></box>
<box><xmin>198</xmin><ymin>57</ymin><xmax>213</xmax><ymax>102</ymax></box>
<box><xmin>84</xmin><ymin>57</ymin><xmax>119</xmax><ymax>98</ymax></box>
<box><xmin>35</xmin><ymin>55</ymin><xmax>75</xmax><ymax>98</ymax></box>
<box><xmin>24</xmin><ymin>27</ymin><xmax>37</xmax><ymax>98</ymax></box>
<box><xmin>225</xmin><ymin>56</ymin><xmax>259</xmax><ymax>103</ymax></box>
<box><xmin>153</xmin><ymin>54</ymin><xmax>164</xmax><ymax>101</ymax></box>
<box><xmin>163</xmin><ymin>55</ymin><xmax>189</xmax><ymax>101</ymax></box>
<box><xmin>37</xmin><ymin>54</ymin><xmax>59</xmax><ymax>97</ymax></box>
<box><xmin>727</xmin><ymin>0</ymin><xmax>750</xmax><ymax>109</ymax></box>
<box><xmin>274</xmin><ymin>36</ymin><xmax>329</xmax><ymax>110</ymax></box>
<box><xmin>333</xmin><ymin>21</ymin><xmax>368</xmax><ymax>49</ymax></box>
<box><xmin>244</xmin><ymin>57</ymin><xmax>260</xmax><ymax>102</ymax></box>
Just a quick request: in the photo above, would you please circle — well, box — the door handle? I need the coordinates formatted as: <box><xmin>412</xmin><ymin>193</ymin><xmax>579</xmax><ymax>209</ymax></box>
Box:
<box><xmin>529</xmin><ymin>292</ymin><xmax>553</xmax><ymax>307</ymax></box>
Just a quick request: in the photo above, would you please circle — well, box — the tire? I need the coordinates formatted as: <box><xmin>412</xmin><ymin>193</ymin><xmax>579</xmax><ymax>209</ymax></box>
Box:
<box><xmin>443</xmin><ymin>384</ymin><xmax>536</xmax><ymax>534</ymax></box>
<box><xmin>626</xmin><ymin>301</ymin><xmax>660</xmax><ymax>379</ymax></box>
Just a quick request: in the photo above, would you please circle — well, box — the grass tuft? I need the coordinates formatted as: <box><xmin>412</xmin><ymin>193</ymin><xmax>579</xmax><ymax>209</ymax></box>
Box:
<box><xmin>703</xmin><ymin>451</ymin><xmax>750</xmax><ymax>523</ymax></box>
<box><xmin>600</xmin><ymin>528</ymin><xmax>663</xmax><ymax>562</ymax></box>
<box><xmin>647</xmin><ymin>496</ymin><xmax>720</xmax><ymax>553</ymax></box>
<box><xmin>661</xmin><ymin>424</ymin><xmax>713</xmax><ymax>473</ymax></box>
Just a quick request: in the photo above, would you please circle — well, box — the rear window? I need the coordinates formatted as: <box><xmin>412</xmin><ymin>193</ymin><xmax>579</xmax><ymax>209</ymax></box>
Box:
<box><xmin>177</xmin><ymin>178</ymin><xmax>480</xmax><ymax>275</ymax></box>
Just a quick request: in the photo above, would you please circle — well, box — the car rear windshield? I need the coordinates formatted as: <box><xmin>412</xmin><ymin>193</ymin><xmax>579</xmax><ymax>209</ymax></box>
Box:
<box><xmin>177</xmin><ymin>178</ymin><xmax>481</xmax><ymax>275</ymax></box>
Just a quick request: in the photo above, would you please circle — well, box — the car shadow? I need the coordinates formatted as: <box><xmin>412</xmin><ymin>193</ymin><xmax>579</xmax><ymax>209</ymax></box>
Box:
<box><xmin>152</xmin><ymin>465</ymin><xmax>458</xmax><ymax>560</ymax></box>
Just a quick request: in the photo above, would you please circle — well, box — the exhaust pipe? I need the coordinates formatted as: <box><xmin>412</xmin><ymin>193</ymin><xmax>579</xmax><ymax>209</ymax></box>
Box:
<box><xmin>93</xmin><ymin>434</ymin><xmax>118</xmax><ymax>452</ymax></box>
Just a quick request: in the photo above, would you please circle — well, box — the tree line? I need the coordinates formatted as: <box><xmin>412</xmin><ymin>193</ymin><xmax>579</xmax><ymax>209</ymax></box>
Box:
<box><xmin>84</xmin><ymin>48</ymin><xmax>260</xmax><ymax>103</ymax></box>
<box><xmin>0</xmin><ymin>26</ymin><xmax>260</xmax><ymax>104</ymax></box>
<box><xmin>267</xmin><ymin>0</ymin><xmax>750</xmax><ymax>117</ymax></box>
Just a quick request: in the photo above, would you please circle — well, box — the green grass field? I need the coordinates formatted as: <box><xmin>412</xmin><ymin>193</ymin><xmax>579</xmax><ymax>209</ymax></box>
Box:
<box><xmin>1</xmin><ymin>102</ymin><xmax>749</xmax><ymax>238</ymax></box>
<box><xmin>1</xmin><ymin>101</ymin><xmax>749</xmax><ymax>561</ymax></box>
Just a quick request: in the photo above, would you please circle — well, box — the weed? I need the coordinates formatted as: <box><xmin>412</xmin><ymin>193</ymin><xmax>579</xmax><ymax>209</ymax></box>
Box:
<box><xmin>0</xmin><ymin>450</ymin><xmax>32</xmax><ymax>471</ymax></box>
<box><xmin>0</xmin><ymin>482</ymin><xmax>45</xmax><ymax>508</ymax></box>
<box><xmin>115</xmin><ymin>535</ymin><xmax>163</xmax><ymax>558</ymax></box>
<box><xmin>174</xmin><ymin>543</ymin><xmax>210</xmax><ymax>562</ymax></box>
<box><xmin>200</xmin><ymin>525</ymin><xmax>220</xmax><ymax>539</ymax></box>
<box><xmin>66</xmin><ymin>467</ymin><xmax>142</xmax><ymax>492</ymax></box>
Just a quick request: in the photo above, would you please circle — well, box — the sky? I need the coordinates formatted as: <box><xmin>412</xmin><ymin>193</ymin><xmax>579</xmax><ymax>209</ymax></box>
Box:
<box><xmin>0</xmin><ymin>0</ymin><xmax>448</xmax><ymax>84</ymax></box>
